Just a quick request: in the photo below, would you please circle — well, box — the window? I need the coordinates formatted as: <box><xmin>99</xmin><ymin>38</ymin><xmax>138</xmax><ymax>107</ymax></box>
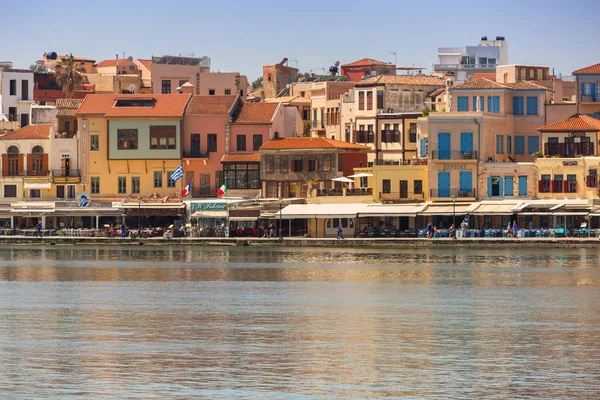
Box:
<box><xmin>167</xmin><ymin>172</ymin><xmax>176</xmax><ymax>188</ymax></box>
<box><xmin>179</xmin><ymin>80</ymin><xmax>187</xmax><ymax>88</ymax></box>
<box><xmin>7</xmin><ymin>145</ymin><xmax>19</xmax><ymax>176</ymax></box>
<box><xmin>29</xmin><ymin>189</ymin><xmax>41</xmax><ymax>198</ymax></box>
<box><xmin>190</xmin><ymin>134</ymin><xmax>201</xmax><ymax>155</ymax></box>
<box><xmin>225</xmin><ymin>89</ymin><xmax>231</xmax><ymax>95</ymax></box>
<box><xmin>488</xmin><ymin>58</ymin><xmax>496</xmax><ymax>65</ymax></box>
<box><xmin>67</xmin><ymin>185</ymin><xmax>76</xmax><ymax>199</ymax></box>
<box><xmin>90</xmin><ymin>135</ymin><xmax>99</xmax><ymax>151</ymax></box>
<box><xmin>377</xmin><ymin>90</ymin><xmax>384</xmax><ymax>109</ymax></box>
<box><xmin>529</xmin><ymin>69</ymin><xmax>535</xmax><ymax>79</ymax></box>
<box><xmin>507</xmin><ymin>136</ymin><xmax>512</xmax><ymax>154</ymax></box>
<box><xmin>162</xmin><ymin>80</ymin><xmax>171</xmax><ymax>94</ymax></box>
<box><xmin>236</xmin><ymin>135</ymin><xmax>246</xmax><ymax>151</ymax></box>
<box><xmin>265</xmin><ymin>156</ymin><xmax>274</xmax><ymax>173</ymax></box>
<box><xmin>293</xmin><ymin>156</ymin><xmax>303</xmax><ymax>172</ymax></box>
<box><xmin>457</xmin><ymin>96</ymin><xmax>469</xmax><ymax>112</ymax></box>
<box><xmin>514</xmin><ymin>136</ymin><xmax>525</xmax><ymax>154</ymax></box>
<box><xmin>131</xmin><ymin>177</ymin><xmax>140</xmax><ymax>194</ymax></box>
<box><xmin>540</xmin><ymin>174</ymin><xmax>551</xmax><ymax>193</ymax></box>
<box><xmin>566</xmin><ymin>174</ymin><xmax>577</xmax><ymax>193</ymax></box>
<box><xmin>528</xmin><ymin>136</ymin><xmax>539</xmax><ymax>154</ymax></box>
<box><xmin>414</xmin><ymin>180</ymin><xmax>423</xmax><ymax>195</ymax></box>
<box><xmin>345</xmin><ymin>124</ymin><xmax>351</xmax><ymax>142</ymax></box>
<box><xmin>409</xmin><ymin>123</ymin><xmax>417</xmax><ymax>143</ymax></box>
<box><xmin>240</xmin><ymin>90</ymin><xmax>244</xmax><ymax>97</ymax></box>
<box><xmin>582</xmin><ymin>83</ymin><xmax>592</xmax><ymax>96</ymax></box>
<box><xmin>321</xmin><ymin>155</ymin><xmax>331</xmax><ymax>172</ymax></box>
<box><xmin>3</xmin><ymin>184</ymin><xmax>16</xmax><ymax>197</ymax></box>
<box><xmin>358</xmin><ymin>91</ymin><xmax>365</xmax><ymax>110</ymax></box>
<box><xmin>253</xmin><ymin>135</ymin><xmax>263</xmax><ymax>151</ymax></box>
<box><xmin>360</xmin><ymin>176</ymin><xmax>368</xmax><ymax>188</ymax></box>
<box><xmin>118</xmin><ymin>177</ymin><xmax>127</xmax><ymax>194</ymax></box>
<box><xmin>223</xmin><ymin>163</ymin><xmax>260</xmax><ymax>189</ymax></box>
<box><xmin>31</xmin><ymin>145</ymin><xmax>44</xmax><ymax>173</ymax></box>
<box><xmin>117</xmin><ymin>129</ymin><xmax>138</xmax><ymax>150</ymax></box>
<box><xmin>537</xmin><ymin>69</ymin><xmax>543</xmax><ymax>80</ymax></box>
<box><xmin>56</xmin><ymin>185</ymin><xmax>65</xmax><ymax>199</ymax></box>
<box><xmin>208</xmin><ymin>89</ymin><xmax>215</xmax><ymax>95</ymax></box>
<box><xmin>513</xmin><ymin>96</ymin><xmax>524</xmax><ymax>115</ymax></box>
<box><xmin>150</xmin><ymin>126</ymin><xmax>176</xmax><ymax>149</ymax></box>
<box><xmin>22</xmin><ymin>80</ymin><xmax>29</xmax><ymax>100</ymax></box>
<box><xmin>91</xmin><ymin>177</ymin><xmax>100</xmax><ymax>194</ymax></box>
<box><xmin>8</xmin><ymin>79</ymin><xmax>18</xmax><ymax>96</ymax></box>
<box><xmin>553</xmin><ymin>174</ymin><xmax>563</xmax><ymax>193</ymax></box>
<box><xmin>496</xmin><ymin>135</ymin><xmax>504</xmax><ymax>154</ymax></box>
<box><xmin>520</xmin><ymin>68</ymin><xmax>526</xmax><ymax>81</ymax></box>
<box><xmin>518</xmin><ymin>176</ymin><xmax>528</xmax><ymax>196</ymax></box>
<box><xmin>308</xmin><ymin>158</ymin><xmax>317</xmax><ymax>172</ymax></box>
<box><xmin>367</xmin><ymin>124</ymin><xmax>374</xmax><ymax>143</ymax></box>
<box><xmin>366</xmin><ymin>91</ymin><xmax>373</xmax><ymax>110</ymax></box>
<box><xmin>279</xmin><ymin>155</ymin><xmax>288</xmax><ymax>173</ymax></box>
<box><xmin>382</xmin><ymin>179</ymin><xmax>391</xmax><ymax>194</ymax></box>
<box><xmin>479</xmin><ymin>57</ymin><xmax>487</xmax><ymax>65</ymax></box>
<box><xmin>489</xmin><ymin>176</ymin><xmax>501</xmax><ymax>197</ymax></box>
<box><xmin>487</xmin><ymin>96</ymin><xmax>500</xmax><ymax>113</ymax></box>
<box><xmin>154</xmin><ymin>171</ymin><xmax>163</xmax><ymax>188</ymax></box>
<box><xmin>207</xmin><ymin>134</ymin><xmax>217</xmax><ymax>153</ymax></box>
<box><xmin>526</xmin><ymin>96</ymin><xmax>538</xmax><ymax>115</ymax></box>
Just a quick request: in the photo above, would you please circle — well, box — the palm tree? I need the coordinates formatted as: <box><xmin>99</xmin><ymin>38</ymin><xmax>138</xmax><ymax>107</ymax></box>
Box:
<box><xmin>54</xmin><ymin>54</ymin><xmax>86</xmax><ymax>98</ymax></box>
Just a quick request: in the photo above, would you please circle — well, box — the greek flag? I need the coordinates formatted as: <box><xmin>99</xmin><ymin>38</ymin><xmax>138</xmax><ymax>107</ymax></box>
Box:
<box><xmin>170</xmin><ymin>165</ymin><xmax>183</xmax><ymax>182</ymax></box>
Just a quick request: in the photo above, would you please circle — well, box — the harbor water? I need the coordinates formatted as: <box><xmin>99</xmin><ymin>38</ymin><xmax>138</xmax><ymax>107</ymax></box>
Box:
<box><xmin>0</xmin><ymin>245</ymin><xmax>599</xmax><ymax>398</ymax></box>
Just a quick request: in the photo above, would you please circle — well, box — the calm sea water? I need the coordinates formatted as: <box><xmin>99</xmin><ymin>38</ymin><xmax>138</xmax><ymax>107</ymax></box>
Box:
<box><xmin>0</xmin><ymin>245</ymin><xmax>599</xmax><ymax>399</ymax></box>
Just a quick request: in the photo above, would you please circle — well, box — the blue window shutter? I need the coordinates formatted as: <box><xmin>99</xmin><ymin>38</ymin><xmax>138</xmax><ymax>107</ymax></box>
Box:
<box><xmin>528</xmin><ymin>136</ymin><xmax>539</xmax><ymax>154</ymax></box>
<box><xmin>592</xmin><ymin>83</ymin><xmax>597</xmax><ymax>101</ymax></box>
<box><xmin>487</xmin><ymin>96</ymin><xmax>492</xmax><ymax>112</ymax></box>
<box><xmin>488</xmin><ymin>177</ymin><xmax>493</xmax><ymax>197</ymax></box>
<box><xmin>473</xmin><ymin>96</ymin><xmax>477</xmax><ymax>111</ymax></box>
<box><xmin>459</xmin><ymin>172</ymin><xmax>472</xmax><ymax>192</ymax></box>
<box><xmin>504</xmin><ymin>176</ymin><xmax>514</xmax><ymax>196</ymax></box>
<box><xmin>518</xmin><ymin>176</ymin><xmax>528</xmax><ymax>196</ymax></box>
<box><xmin>460</xmin><ymin>132</ymin><xmax>473</xmax><ymax>154</ymax></box>
<box><xmin>514</xmin><ymin>136</ymin><xmax>525</xmax><ymax>154</ymax></box>
<box><xmin>438</xmin><ymin>172</ymin><xmax>450</xmax><ymax>197</ymax></box>
<box><xmin>513</xmin><ymin>96</ymin><xmax>523</xmax><ymax>115</ymax></box>
<box><xmin>527</xmin><ymin>96</ymin><xmax>538</xmax><ymax>115</ymax></box>
<box><xmin>493</xmin><ymin>96</ymin><xmax>500</xmax><ymax>113</ymax></box>
<box><xmin>420</xmin><ymin>139</ymin><xmax>426</xmax><ymax>157</ymax></box>
<box><xmin>438</xmin><ymin>133</ymin><xmax>450</xmax><ymax>160</ymax></box>
<box><xmin>499</xmin><ymin>176</ymin><xmax>504</xmax><ymax>196</ymax></box>
<box><xmin>457</xmin><ymin>96</ymin><xmax>468</xmax><ymax>112</ymax></box>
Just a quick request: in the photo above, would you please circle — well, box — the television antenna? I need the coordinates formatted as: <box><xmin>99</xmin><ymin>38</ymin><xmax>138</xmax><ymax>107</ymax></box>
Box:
<box><xmin>388</xmin><ymin>52</ymin><xmax>397</xmax><ymax>66</ymax></box>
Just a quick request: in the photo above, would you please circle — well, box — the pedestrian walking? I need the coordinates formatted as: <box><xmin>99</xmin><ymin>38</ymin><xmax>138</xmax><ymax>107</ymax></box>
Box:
<box><xmin>35</xmin><ymin>221</ymin><xmax>42</xmax><ymax>238</ymax></box>
<box><xmin>426</xmin><ymin>222</ymin><xmax>433</xmax><ymax>239</ymax></box>
<box><xmin>506</xmin><ymin>222</ymin><xmax>512</xmax><ymax>238</ymax></box>
<box><xmin>512</xmin><ymin>220</ymin><xmax>518</xmax><ymax>238</ymax></box>
<box><xmin>337</xmin><ymin>224</ymin><xmax>344</xmax><ymax>240</ymax></box>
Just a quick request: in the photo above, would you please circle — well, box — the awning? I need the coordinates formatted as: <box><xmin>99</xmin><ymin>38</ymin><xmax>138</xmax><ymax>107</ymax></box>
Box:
<box><xmin>118</xmin><ymin>203</ymin><xmax>185</xmax><ymax>209</ymax></box>
<box><xmin>552</xmin><ymin>212</ymin><xmax>589</xmax><ymax>216</ymax></box>
<box><xmin>280</xmin><ymin>203</ymin><xmax>365</xmax><ymax>219</ymax></box>
<box><xmin>359</xmin><ymin>204</ymin><xmax>427</xmax><ymax>217</ymax></box>
<box><xmin>472</xmin><ymin>203</ymin><xmax>519</xmax><ymax>215</ymax></box>
<box><xmin>229</xmin><ymin>216</ymin><xmax>258</xmax><ymax>222</ymax></box>
<box><xmin>191</xmin><ymin>210</ymin><xmax>227</xmax><ymax>219</ymax></box>
<box><xmin>11</xmin><ymin>209</ymin><xmax>55</xmax><ymax>214</ymax></box>
<box><xmin>421</xmin><ymin>203</ymin><xmax>478</xmax><ymax>216</ymax></box>
<box><xmin>23</xmin><ymin>182</ymin><xmax>52</xmax><ymax>189</ymax></box>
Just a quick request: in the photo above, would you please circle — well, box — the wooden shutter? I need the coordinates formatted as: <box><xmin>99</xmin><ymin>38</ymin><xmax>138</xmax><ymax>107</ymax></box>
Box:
<box><xmin>27</xmin><ymin>154</ymin><xmax>33</xmax><ymax>175</ymax></box>
<box><xmin>2</xmin><ymin>155</ymin><xmax>7</xmax><ymax>177</ymax></box>
<box><xmin>18</xmin><ymin>154</ymin><xmax>24</xmax><ymax>175</ymax></box>
<box><xmin>43</xmin><ymin>154</ymin><xmax>49</xmax><ymax>174</ymax></box>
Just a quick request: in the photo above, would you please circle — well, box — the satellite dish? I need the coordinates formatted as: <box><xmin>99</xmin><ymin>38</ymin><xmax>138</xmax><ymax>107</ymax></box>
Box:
<box><xmin>335</xmin><ymin>61</ymin><xmax>340</xmax><ymax>67</ymax></box>
<box><xmin>127</xmin><ymin>84</ymin><xmax>135</xmax><ymax>93</ymax></box>
<box><xmin>285</xmin><ymin>84</ymin><xmax>290</xmax><ymax>89</ymax></box>
<box><xmin>127</xmin><ymin>56</ymin><xmax>133</xmax><ymax>62</ymax></box>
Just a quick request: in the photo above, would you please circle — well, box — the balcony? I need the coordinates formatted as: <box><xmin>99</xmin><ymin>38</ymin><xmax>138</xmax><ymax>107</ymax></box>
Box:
<box><xmin>311</xmin><ymin>120</ymin><xmax>324</xmax><ymax>130</ymax></box>
<box><xmin>380</xmin><ymin>191</ymin><xmax>424</xmax><ymax>201</ymax></box>
<box><xmin>54</xmin><ymin>130</ymin><xmax>78</xmax><ymax>139</ymax></box>
<box><xmin>431</xmin><ymin>150</ymin><xmax>478</xmax><ymax>160</ymax></box>
<box><xmin>538</xmin><ymin>180</ymin><xmax>578</xmax><ymax>193</ymax></box>
<box><xmin>429</xmin><ymin>188</ymin><xmax>476</xmax><ymax>198</ymax></box>
<box><xmin>544</xmin><ymin>142</ymin><xmax>595</xmax><ymax>157</ymax></box>
<box><xmin>433</xmin><ymin>63</ymin><xmax>497</xmax><ymax>71</ymax></box>
<box><xmin>381</xmin><ymin>130</ymin><xmax>400</xmax><ymax>143</ymax></box>
<box><xmin>183</xmin><ymin>151</ymin><xmax>209</xmax><ymax>159</ymax></box>
<box><xmin>1</xmin><ymin>170</ymin><xmax>51</xmax><ymax>177</ymax></box>
<box><xmin>580</xmin><ymin>95</ymin><xmax>599</xmax><ymax>103</ymax></box>
<box><xmin>353</xmin><ymin>130</ymin><xmax>374</xmax><ymax>144</ymax></box>
<box><xmin>52</xmin><ymin>169</ymin><xmax>81</xmax><ymax>182</ymax></box>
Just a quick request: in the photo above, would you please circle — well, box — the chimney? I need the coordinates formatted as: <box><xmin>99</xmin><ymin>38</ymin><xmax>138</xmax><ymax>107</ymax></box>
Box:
<box><xmin>179</xmin><ymin>82</ymin><xmax>194</xmax><ymax>94</ymax></box>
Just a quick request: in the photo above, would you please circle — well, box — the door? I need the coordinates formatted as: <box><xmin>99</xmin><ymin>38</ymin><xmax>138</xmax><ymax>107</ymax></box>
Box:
<box><xmin>399</xmin><ymin>180</ymin><xmax>408</xmax><ymax>198</ymax></box>
<box><xmin>460</xmin><ymin>133</ymin><xmax>473</xmax><ymax>157</ymax></box>
<box><xmin>200</xmin><ymin>173</ymin><xmax>210</xmax><ymax>195</ymax></box>
<box><xmin>191</xmin><ymin>134</ymin><xmax>200</xmax><ymax>156</ymax></box>
<box><xmin>438</xmin><ymin>172</ymin><xmax>450</xmax><ymax>198</ymax></box>
<box><xmin>459</xmin><ymin>171</ymin><xmax>472</xmax><ymax>195</ymax></box>
<box><xmin>61</xmin><ymin>157</ymin><xmax>70</xmax><ymax>177</ymax></box>
<box><xmin>438</xmin><ymin>133</ymin><xmax>450</xmax><ymax>160</ymax></box>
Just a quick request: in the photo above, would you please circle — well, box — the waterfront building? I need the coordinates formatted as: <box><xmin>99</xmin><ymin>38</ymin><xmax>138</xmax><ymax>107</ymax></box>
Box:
<box><xmin>0</xmin><ymin>67</ymin><xmax>34</xmax><ymax>127</ymax></box>
<box><xmin>340</xmin><ymin>58</ymin><xmax>396</xmax><ymax>82</ymax></box>
<box><xmin>573</xmin><ymin>62</ymin><xmax>600</xmax><ymax>118</ymax></box>
<box><xmin>134</xmin><ymin>59</ymin><xmax>152</xmax><ymax>93</ymax></box>
<box><xmin>433</xmin><ymin>36</ymin><xmax>508</xmax><ymax>84</ymax></box>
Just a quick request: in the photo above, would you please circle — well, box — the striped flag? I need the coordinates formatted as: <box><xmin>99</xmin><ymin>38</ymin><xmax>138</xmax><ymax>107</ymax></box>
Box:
<box><xmin>170</xmin><ymin>165</ymin><xmax>183</xmax><ymax>182</ymax></box>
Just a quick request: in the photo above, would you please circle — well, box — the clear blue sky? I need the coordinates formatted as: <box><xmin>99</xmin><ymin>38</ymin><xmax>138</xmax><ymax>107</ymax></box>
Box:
<box><xmin>3</xmin><ymin>0</ymin><xmax>598</xmax><ymax>79</ymax></box>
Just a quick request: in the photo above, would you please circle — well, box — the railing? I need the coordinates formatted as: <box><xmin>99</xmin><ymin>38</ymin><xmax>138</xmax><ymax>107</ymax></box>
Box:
<box><xmin>52</xmin><ymin>169</ymin><xmax>81</xmax><ymax>178</ymax></box>
<box><xmin>381</xmin><ymin>130</ymin><xmax>400</xmax><ymax>143</ymax></box>
<box><xmin>380</xmin><ymin>191</ymin><xmax>424</xmax><ymax>200</ymax></box>
<box><xmin>586</xmin><ymin>175</ymin><xmax>598</xmax><ymax>188</ymax></box>
<box><xmin>429</xmin><ymin>188</ymin><xmax>476</xmax><ymax>198</ymax></box>
<box><xmin>192</xmin><ymin>187</ymin><xmax>212</xmax><ymax>197</ymax></box>
<box><xmin>2</xmin><ymin>170</ymin><xmax>50</xmax><ymax>177</ymax></box>
<box><xmin>434</xmin><ymin>63</ymin><xmax>497</xmax><ymax>70</ymax></box>
<box><xmin>311</xmin><ymin>120</ymin><xmax>324</xmax><ymax>129</ymax></box>
<box><xmin>431</xmin><ymin>150</ymin><xmax>478</xmax><ymax>160</ymax></box>
<box><xmin>183</xmin><ymin>151</ymin><xmax>209</xmax><ymax>159</ymax></box>
<box><xmin>354</xmin><ymin>130</ymin><xmax>374</xmax><ymax>144</ymax></box>
<box><xmin>316</xmin><ymin>188</ymin><xmax>372</xmax><ymax>197</ymax></box>
<box><xmin>538</xmin><ymin>180</ymin><xmax>552</xmax><ymax>193</ymax></box>
<box><xmin>580</xmin><ymin>95</ymin><xmax>599</xmax><ymax>103</ymax></box>
<box><xmin>544</xmin><ymin>142</ymin><xmax>595</xmax><ymax>157</ymax></box>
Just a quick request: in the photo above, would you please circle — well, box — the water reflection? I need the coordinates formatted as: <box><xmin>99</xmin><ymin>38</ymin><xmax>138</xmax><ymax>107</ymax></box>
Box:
<box><xmin>0</xmin><ymin>246</ymin><xmax>599</xmax><ymax>397</ymax></box>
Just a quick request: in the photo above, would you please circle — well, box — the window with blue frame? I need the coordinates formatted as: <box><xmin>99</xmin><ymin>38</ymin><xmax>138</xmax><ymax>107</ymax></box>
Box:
<box><xmin>513</xmin><ymin>96</ymin><xmax>524</xmax><ymax>115</ymax></box>
<box><xmin>488</xmin><ymin>176</ymin><xmax>503</xmax><ymax>197</ymax></box>
<box><xmin>527</xmin><ymin>136</ymin><xmax>539</xmax><ymax>154</ymax></box>
<box><xmin>518</xmin><ymin>176</ymin><xmax>528</xmax><ymax>196</ymax></box>
<box><xmin>457</xmin><ymin>96</ymin><xmax>469</xmax><ymax>112</ymax></box>
<box><xmin>514</xmin><ymin>136</ymin><xmax>525</xmax><ymax>154</ymax></box>
<box><xmin>487</xmin><ymin>96</ymin><xmax>500</xmax><ymax>113</ymax></box>
<box><xmin>526</xmin><ymin>96</ymin><xmax>538</xmax><ymax>115</ymax></box>
<box><xmin>496</xmin><ymin>135</ymin><xmax>504</xmax><ymax>154</ymax></box>
<box><xmin>504</xmin><ymin>176</ymin><xmax>514</xmax><ymax>196</ymax></box>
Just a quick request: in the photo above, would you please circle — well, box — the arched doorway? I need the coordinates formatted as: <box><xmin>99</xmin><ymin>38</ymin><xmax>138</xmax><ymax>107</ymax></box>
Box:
<box><xmin>7</xmin><ymin>146</ymin><xmax>19</xmax><ymax>176</ymax></box>
<box><xmin>31</xmin><ymin>145</ymin><xmax>44</xmax><ymax>175</ymax></box>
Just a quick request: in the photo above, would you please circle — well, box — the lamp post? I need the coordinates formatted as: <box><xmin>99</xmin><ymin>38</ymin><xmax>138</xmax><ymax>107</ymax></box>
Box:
<box><xmin>137</xmin><ymin>198</ymin><xmax>141</xmax><ymax>234</ymax></box>
<box><xmin>279</xmin><ymin>197</ymin><xmax>283</xmax><ymax>240</ymax></box>
<box><xmin>452</xmin><ymin>196</ymin><xmax>456</xmax><ymax>239</ymax></box>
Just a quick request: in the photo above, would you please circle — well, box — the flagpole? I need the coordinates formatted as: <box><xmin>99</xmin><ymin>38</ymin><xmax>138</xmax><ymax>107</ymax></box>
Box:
<box><xmin>225</xmin><ymin>173</ymin><xmax>229</xmax><ymax>238</ymax></box>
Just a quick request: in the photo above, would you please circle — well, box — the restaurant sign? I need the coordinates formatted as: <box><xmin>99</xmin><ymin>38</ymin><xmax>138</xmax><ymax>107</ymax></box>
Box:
<box><xmin>190</xmin><ymin>202</ymin><xmax>227</xmax><ymax>212</ymax></box>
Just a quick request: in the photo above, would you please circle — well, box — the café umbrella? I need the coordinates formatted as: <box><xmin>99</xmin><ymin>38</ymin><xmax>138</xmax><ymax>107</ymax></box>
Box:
<box><xmin>332</xmin><ymin>176</ymin><xmax>354</xmax><ymax>188</ymax></box>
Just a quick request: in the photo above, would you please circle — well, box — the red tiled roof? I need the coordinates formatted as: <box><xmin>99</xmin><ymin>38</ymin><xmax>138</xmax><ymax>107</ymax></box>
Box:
<box><xmin>187</xmin><ymin>95</ymin><xmax>238</xmax><ymax>115</ymax></box>
<box><xmin>471</xmin><ymin>73</ymin><xmax>496</xmax><ymax>80</ymax></box>
<box><xmin>572</xmin><ymin>63</ymin><xmax>600</xmax><ymax>75</ymax></box>
<box><xmin>221</xmin><ymin>152</ymin><xmax>261</xmax><ymax>163</ymax></box>
<box><xmin>358</xmin><ymin>75</ymin><xmax>444</xmax><ymax>86</ymax></box>
<box><xmin>453</xmin><ymin>78</ymin><xmax>508</xmax><ymax>89</ymax></box>
<box><xmin>504</xmin><ymin>81</ymin><xmax>550</xmax><ymax>91</ymax></box>
<box><xmin>538</xmin><ymin>114</ymin><xmax>600</xmax><ymax>132</ymax></box>
<box><xmin>76</xmin><ymin>94</ymin><xmax>191</xmax><ymax>117</ymax></box>
<box><xmin>0</xmin><ymin>124</ymin><xmax>52</xmax><ymax>140</ymax></box>
<box><xmin>136</xmin><ymin>59</ymin><xmax>152</xmax><ymax>71</ymax></box>
<box><xmin>260</xmin><ymin>137</ymin><xmax>371</xmax><ymax>151</ymax></box>
<box><xmin>429</xmin><ymin>88</ymin><xmax>445</xmax><ymax>98</ymax></box>
<box><xmin>233</xmin><ymin>103</ymin><xmax>279</xmax><ymax>124</ymax></box>
<box><xmin>342</xmin><ymin>58</ymin><xmax>393</xmax><ymax>68</ymax></box>
<box><xmin>56</xmin><ymin>98</ymin><xmax>84</xmax><ymax>116</ymax></box>
<box><xmin>95</xmin><ymin>58</ymin><xmax>136</xmax><ymax>68</ymax></box>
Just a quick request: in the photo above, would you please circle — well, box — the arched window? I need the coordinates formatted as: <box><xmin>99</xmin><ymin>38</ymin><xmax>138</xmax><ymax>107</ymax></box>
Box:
<box><xmin>7</xmin><ymin>146</ymin><xmax>19</xmax><ymax>176</ymax></box>
<box><xmin>32</xmin><ymin>145</ymin><xmax>44</xmax><ymax>173</ymax></box>
<box><xmin>520</xmin><ymin>68</ymin><xmax>526</xmax><ymax>81</ymax></box>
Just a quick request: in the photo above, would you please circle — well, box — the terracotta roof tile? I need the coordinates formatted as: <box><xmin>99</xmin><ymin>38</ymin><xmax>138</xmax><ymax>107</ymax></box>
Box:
<box><xmin>342</xmin><ymin>58</ymin><xmax>393</xmax><ymax>68</ymax></box>
<box><xmin>572</xmin><ymin>63</ymin><xmax>600</xmax><ymax>75</ymax></box>
<box><xmin>358</xmin><ymin>75</ymin><xmax>444</xmax><ymax>86</ymax></box>
<box><xmin>221</xmin><ymin>152</ymin><xmax>261</xmax><ymax>163</ymax></box>
<box><xmin>504</xmin><ymin>81</ymin><xmax>550</xmax><ymax>91</ymax></box>
<box><xmin>453</xmin><ymin>78</ymin><xmax>508</xmax><ymax>89</ymax></box>
<box><xmin>233</xmin><ymin>103</ymin><xmax>279</xmax><ymax>124</ymax></box>
<box><xmin>77</xmin><ymin>94</ymin><xmax>191</xmax><ymax>117</ymax></box>
<box><xmin>429</xmin><ymin>88</ymin><xmax>445</xmax><ymax>98</ymax></box>
<box><xmin>0</xmin><ymin>124</ymin><xmax>52</xmax><ymax>140</ymax></box>
<box><xmin>471</xmin><ymin>73</ymin><xmax>497</xmax><ymax>80</ymax></box>
<box><xmin>136</xmin><ymin>59</ymin><xmax>152</xmax><ymax>71</ymax></box>
<box><xmin>56</xmin><ymin>99</ymin><xmax>84</xmax><ymax>116</ymax></box>
<box><xmin>538</xmin><ymin>114</ymin><xmax>600</xmax><ymax>132</ymax></box>
<box><xmin>95</xmin><ymin>58</ymin><xmax>136</xmax><ymax>68</ymax></box>
<box><xmin>260</xmin><ymin>137</ymin><xmax>371</xmax><ymax>151</ymax></box>
<box><xmin>187</xmin><ymin>95</ymin><xmax>238</xmax><ymax>115</ymax></box>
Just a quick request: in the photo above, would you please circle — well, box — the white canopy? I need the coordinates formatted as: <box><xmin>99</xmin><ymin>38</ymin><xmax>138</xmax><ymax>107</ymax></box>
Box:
<box><xmin>332</xmin><ymin>177</ymin><xmax>354</xmax><ymax>183</ymax></box>
<box><xmin>348</xmin><ymin>173</ymin><xmax>373</xmax><ymax>178</ymax></box>
<box><xmin>24</xmin><ymin>182</ymin><xmax>52</xmax><ymax>189</ymax></box>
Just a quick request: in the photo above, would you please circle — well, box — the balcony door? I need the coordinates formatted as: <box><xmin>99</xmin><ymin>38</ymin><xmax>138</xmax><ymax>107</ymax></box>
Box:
<box><xmin>438</xmin><ymin>133</ymin><xmax>450</xmax><ymax>160</ymax></box>
<box><xmin>438</xmin><ymin>172</ymin><xmax>450</xmax><ymax>197</ymax></box>
<box><xmin>191</xmin><ymin>134</ymin><xmax>200</xmax><ymax>156</ymax></box>
<box><xmin>61</xmin><ymin>157</ymin><xmax>70</xmax><ymax>177</ymax></box>
<box><xmin>399</xmin><ymin>180</ymin><xmax>408</xmax><ymax>198</ymax></box>
<box><xmin>459</xmin><ymin>172</ymin><xmax>472</xmax><ymax>195</ymax></box>
<box><xmin>460</xmin><ymin>132</ymin><xmax>473</xmax><ymax>156</ymax></box>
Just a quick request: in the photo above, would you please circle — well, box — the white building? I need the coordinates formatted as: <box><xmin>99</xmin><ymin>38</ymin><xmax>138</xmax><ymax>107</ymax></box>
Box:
<box><xmin>0</xmin><ymin>67</ymin><xmax>34</xmax><ymax>127</ymax></box>
<box><xmin>434</xmin><ymin>36</ymin><xmax>508</xmax><ymax>84</ymax></box>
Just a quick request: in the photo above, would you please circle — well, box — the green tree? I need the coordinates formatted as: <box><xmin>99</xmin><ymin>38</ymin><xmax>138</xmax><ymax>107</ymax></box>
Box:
<box><xmin>252</xmin><ymin>76</ymin><xmax>263</xmax><ymax>90</ymax></box>
<box><xmin>54</xmin><ymin>54</ymin><xmax>86</xmax><ymax>98</ymax></box>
